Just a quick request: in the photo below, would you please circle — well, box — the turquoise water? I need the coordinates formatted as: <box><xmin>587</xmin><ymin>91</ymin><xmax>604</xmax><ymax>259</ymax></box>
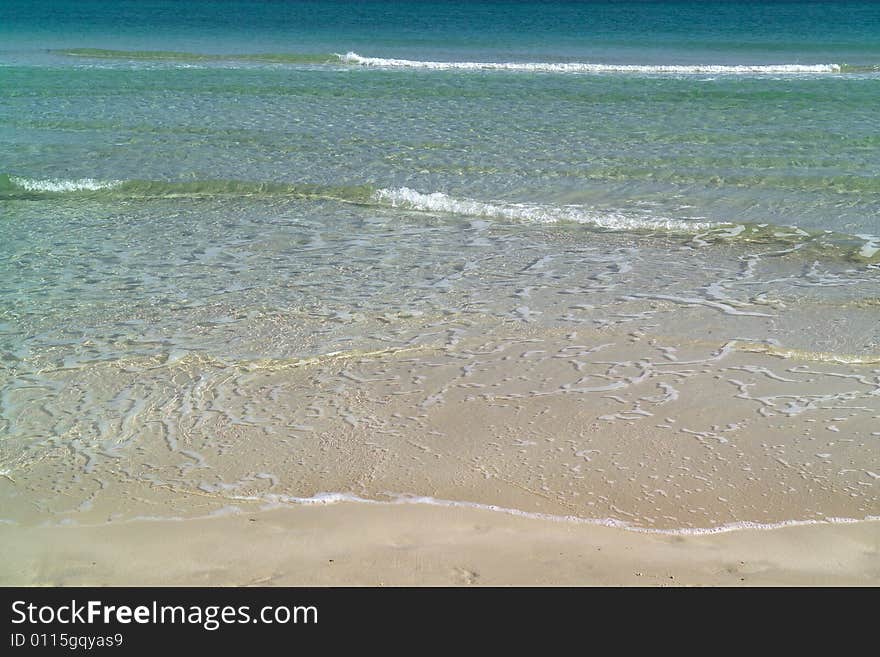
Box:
<box><xmin>1</xmin><ymin>1</ymin><xmax>878</xmax><ymax>529</ymax></box>
<box><xmin>2</xmin><ymin>1</ymin><xmax>879</xmax><ymax>238</ymax></box>
<box><xmin>3</xmin><ymin>1</ymin><xmax>880</xmax><ymax>64</ymax></box>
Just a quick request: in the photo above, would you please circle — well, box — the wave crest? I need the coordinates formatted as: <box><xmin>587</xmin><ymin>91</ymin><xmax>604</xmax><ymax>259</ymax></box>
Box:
<box><xmin>374</xmin><ymin>187</ymin><xmax>716</xmax><ymax>232</ymax></box>
<box><xmin>340</xmin><ymin>52</ymin><xmax>842</xmax><ymax>75</ymax></box>
<box><xmin>2</xmin><ymin>174</ymin><xmax>877</xmax><ymax>262</ymax></box>
<box><xmin>7</xmin><ymin>176</ymin><xmax>123</xmax><ymax>192</ymax></box>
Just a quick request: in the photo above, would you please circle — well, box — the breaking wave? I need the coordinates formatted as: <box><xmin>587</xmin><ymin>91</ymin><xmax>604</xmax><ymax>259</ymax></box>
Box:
<box><xmin>339</xmin><ymin>52</ymin><xmax>844</xmax><ymax>75</ymax></box>
<box><xmin>53</xmin><ymin>48</ymin><xmax>859</xmax><ymax>76</ymax></box>
<box><xmin>3</xmin><ymin>174</ymin><xmax>877</xmax><ymax>261</ymax></box>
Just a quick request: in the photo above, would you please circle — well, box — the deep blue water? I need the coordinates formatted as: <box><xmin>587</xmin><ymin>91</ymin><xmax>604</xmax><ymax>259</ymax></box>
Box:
<box><xmin>2</xmin><ymin>0</ymin><xmax>880</xmax><ymax>63</ymax></box>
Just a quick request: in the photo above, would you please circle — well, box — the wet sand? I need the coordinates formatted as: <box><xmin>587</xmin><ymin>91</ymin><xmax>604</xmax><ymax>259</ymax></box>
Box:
<box><xmin>2</xmin><ymin>502</ymin><xmax>877</xmax><ymax>586</ymax></box>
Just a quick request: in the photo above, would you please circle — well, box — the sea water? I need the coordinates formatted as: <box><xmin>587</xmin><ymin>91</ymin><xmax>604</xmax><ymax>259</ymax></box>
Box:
<box><xmin>0</xmin><ymin>1</ymin><xmax>878</xmax><ymax>530</ymax></box>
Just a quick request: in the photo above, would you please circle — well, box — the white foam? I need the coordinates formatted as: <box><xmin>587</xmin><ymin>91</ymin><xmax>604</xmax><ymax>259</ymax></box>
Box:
<box><xmin>340</xmin><ymin>52</ymin><xmax>841</xmax><ymax>75</ymax></box>
<box><xmin>716</xmin><ymin>224</ymin><xmax>747</xmax><ymax>238</ymax></box>
<box><xmin>226</xmin><ymin>491</ymin><xmax>880</xmax><ymax>536</ymax></box>
<box><xmin>9</xmin><ymin>176</ymin><xmax>122</xmax><ymax>192</ymax></box>
<box><xmin>41</xmin><ymin>489</ymin><xmax>880</xmax><ymax>536</ymax></box>
<box><xmin>856</xmin><ymin>234</ymin><xmax>880</xmax><ymax>259</ymax></box>
<box><xmin>374</xmin><ymin>187</ymin><xmax>717</xmax><ymax>232</ymax></box>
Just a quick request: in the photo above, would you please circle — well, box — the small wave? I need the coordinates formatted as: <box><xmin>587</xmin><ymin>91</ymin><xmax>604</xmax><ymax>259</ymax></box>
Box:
<box><xmin>340</xmin><ymin>52</ymin><xmax>842</xmax><ymax>75</ymax></box>
<box><xmin>183</xmin><ymin>490</ymin><xmax>880</xmax><ymax>536</ymax></box>
<box><xmin>374</xmin><ymin>188</ymin><xmax>876</xmax><ymax>261</ymax></box>
<box><xmin>3</xmin><ymin>174</ymin><xmax>877</xmax><ymax>262</ymax></box>
<box><xmin>374</xmin><ymin>187</ymin><xmax>717</xmax><ymax>232</ymax></box>
<box><xmin>49</xmin><ymin>49</ymin><xmax>870</xmax><ymax>76</ymax></box>
<box><xmin>7</xmin><ymin>176</ymin><xmax>123</xmax><ymax>192</ymax></box>
<box><xmin>856</xmin><ymin>234</ymin><xmax>880</xmax><ymax>260</ymax></box>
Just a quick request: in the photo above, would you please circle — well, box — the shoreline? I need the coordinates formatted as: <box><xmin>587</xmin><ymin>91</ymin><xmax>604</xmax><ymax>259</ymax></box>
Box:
<box><xmin>2</xmin><ymin>502</ymin><xmax>878</xmax><ymax>586</ymax></box>
<box><xmin>2</xmin><ymin>323</ymin><xmax>878</xmax><ymax>533</ymax></box>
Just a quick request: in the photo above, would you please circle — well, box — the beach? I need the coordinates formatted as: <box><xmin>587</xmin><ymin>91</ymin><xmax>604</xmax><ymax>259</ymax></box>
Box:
<box><xmin>3</xmin><ymin>503</ymin><xmax>878</xmax><ymax>586</ymax></box>
<box><xmin>1</xmin><ymin>0</ymin><xmax>878</xmax><ymax>586</ymax></box>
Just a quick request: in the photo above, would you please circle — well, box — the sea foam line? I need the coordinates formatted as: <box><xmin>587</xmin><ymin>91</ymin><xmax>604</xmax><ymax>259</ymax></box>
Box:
<box><xmin>374</xmin><ymin>187</ymin><xmax>718</xmax><ymax>232</ymax></box>
<box><xmin>35</xmin><ymin>491</ymin><xmax>879</xmax><ymax>535</ymax></box>
<box><xmin>340</xmin><ymin>52</ymin><xmax>842</xmax><ymax>75</ymax></box>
